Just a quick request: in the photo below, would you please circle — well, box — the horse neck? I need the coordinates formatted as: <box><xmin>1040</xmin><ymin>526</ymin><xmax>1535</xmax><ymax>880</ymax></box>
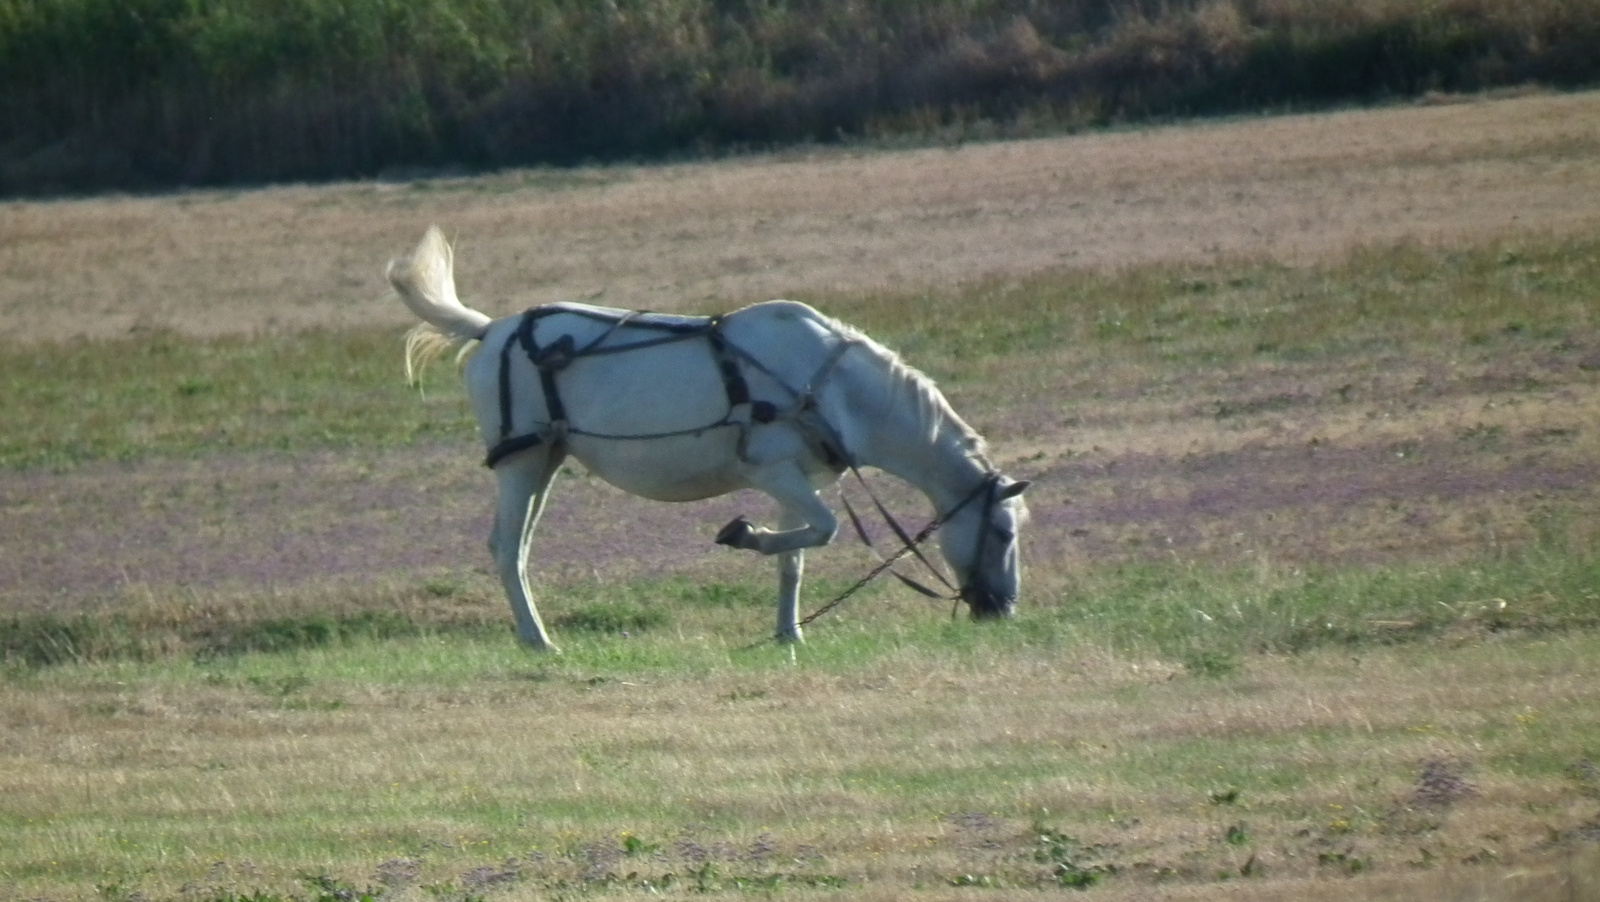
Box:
<box><xmin>847</xmin><ymin>380</ymin><xmax>991</xmax><ymax>513</ymax></box>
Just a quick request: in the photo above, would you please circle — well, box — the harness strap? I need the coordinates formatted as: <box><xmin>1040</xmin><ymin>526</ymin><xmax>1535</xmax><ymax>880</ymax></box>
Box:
<box><xmin>485</xmin><ymin>433</ymin><xmax>547</xmax><ymax>468</ymax></box>
<box><xmin>495</xmin><ymin>316</ymin><xmax>520</xmax><ymax>445</ymax></box>
<box><xmin>527</xmin><ymin>344</ymin><xmax>570</xmax><ymax>427</ymax></box>
<box><xmin>484</xmin><ymin>306</ymin><xmax>777</xmax><ymax>469</ymax></box>
<box><xmin>706</xmin><ymin>319</ymin><xmax>748</xmax><ymax>405</ymax></box>
<box><xmin>707</xmin><ymin>317</ymin><xmax>778</xmax><ymax>424</ymax></box>
<box><xmin>487</xmin><ymin>309</ymin><xmax>561</xmax><ymax>468</ymax></box>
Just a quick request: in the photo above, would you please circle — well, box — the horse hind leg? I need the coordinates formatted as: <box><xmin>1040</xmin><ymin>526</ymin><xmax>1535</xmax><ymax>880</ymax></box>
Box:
<box><xmin>490</xmin><ymin>446</ymin><xmax>567</xmax><ymax>651</ymax></box>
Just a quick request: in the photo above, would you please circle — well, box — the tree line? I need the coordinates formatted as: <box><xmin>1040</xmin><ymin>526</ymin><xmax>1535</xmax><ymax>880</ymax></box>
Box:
<box><xmin>2</xmin><ymin>0</ymin><xmax>1598</xmax><ymax>196</ymax></box>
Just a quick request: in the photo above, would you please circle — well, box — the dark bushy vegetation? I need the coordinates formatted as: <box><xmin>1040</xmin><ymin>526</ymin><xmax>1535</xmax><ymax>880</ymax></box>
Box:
<box><xmin>3</xmin><ymin>0</ymin><xmax>1600</xmax><ymax>193</ymax></box>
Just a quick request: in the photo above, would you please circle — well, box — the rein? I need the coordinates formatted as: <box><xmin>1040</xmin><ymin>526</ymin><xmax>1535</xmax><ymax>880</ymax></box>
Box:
<box><xmin>788</xmin><ymin>470</ymin><xmax>998</xmax><ymax>635</ymax></box>
<box><xmin>839</xmin><ymin>466</ymin><xmax>958</xmax><ymax>599</ymax></box>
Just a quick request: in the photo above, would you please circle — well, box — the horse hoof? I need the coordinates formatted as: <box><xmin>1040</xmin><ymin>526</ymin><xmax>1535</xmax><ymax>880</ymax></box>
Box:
<box><xmin>715</xmin><ymin>516</ymin><xmax>753</xmax><ymax>548</ymax></box>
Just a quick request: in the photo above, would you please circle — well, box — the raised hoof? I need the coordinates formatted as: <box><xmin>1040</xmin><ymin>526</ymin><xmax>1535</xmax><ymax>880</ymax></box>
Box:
<box><xmin>715</xmin><ymin>516</ymin><xmax>754</xmax><ymax>548</ymax></box>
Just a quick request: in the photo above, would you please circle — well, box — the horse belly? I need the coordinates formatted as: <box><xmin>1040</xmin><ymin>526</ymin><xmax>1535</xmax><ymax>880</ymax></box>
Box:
<box><xmin>572</xmin><ymin>432</ymin><xmax>745</xmax><ymax>502</ymax></box>
<box><xmin>553</xmin><ymin>337</ymin><xmax>749</xmax><ymax>501</ymax></box>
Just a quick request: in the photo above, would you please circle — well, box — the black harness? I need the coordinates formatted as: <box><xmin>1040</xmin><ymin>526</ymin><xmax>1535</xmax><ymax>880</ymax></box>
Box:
<box><xmin>483</xmin><ymin>304</ymin><xmax>779</xmax><ymax>468</ymax></box>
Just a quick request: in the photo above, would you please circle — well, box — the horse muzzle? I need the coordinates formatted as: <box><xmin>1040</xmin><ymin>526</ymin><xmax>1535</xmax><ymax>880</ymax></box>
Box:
<box><xmin>962</xmin><ymin>586</ymin><xmax>1016</xmax><ymax>620</ymax></box>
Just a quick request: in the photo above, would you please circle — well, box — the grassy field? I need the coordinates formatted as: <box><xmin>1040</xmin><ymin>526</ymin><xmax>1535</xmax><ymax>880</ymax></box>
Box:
<box><xmin>4</xmin><ymin>231</ymin><xmax>1600</xmax><ymax>899</ymax></box>
<box><xmin>4</xmin><ymin>597</ymin><xmax>1600</xmax><ymax>901</ymax></box>
<box><xmin>3</xmin><ymin>95</ymin><xmax>1600</xmax><ymax>899</ymax></box>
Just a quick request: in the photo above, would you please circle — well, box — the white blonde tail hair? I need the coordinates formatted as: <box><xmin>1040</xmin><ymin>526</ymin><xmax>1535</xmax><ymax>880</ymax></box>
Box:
<box><xmin>386</xmin><ymin>226</ymin><xmax>493</xmax><ymax>385</ymax></box>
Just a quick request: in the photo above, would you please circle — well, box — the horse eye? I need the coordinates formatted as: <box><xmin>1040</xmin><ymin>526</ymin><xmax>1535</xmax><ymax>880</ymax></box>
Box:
<box><xmin>994</xmin><ymin>527</ymin><xmax>1015</xmax><ymax>544</ymax></box>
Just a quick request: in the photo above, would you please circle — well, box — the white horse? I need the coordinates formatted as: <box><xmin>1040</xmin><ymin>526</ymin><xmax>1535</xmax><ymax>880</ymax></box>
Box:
<box><xmin>387</xmin><ymin>226</ymin><xmax>1028</xmax><ymax>650</ymax></box>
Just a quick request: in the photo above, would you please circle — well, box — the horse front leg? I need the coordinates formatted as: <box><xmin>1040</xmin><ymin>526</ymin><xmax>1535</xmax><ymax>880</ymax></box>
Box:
<box><xmin>490</xmin><ymin>446</ymin><xmax>566</xmax><ymax>651</ymax></box>
<box><xmin>714</xmin><ymin>462</ymin><xmax>839</xmax><ymax>557</ymax></box>
<box><xmin>774</xmin><ymin>507</ymin><xmax>807</xmax><ymax>643</ymax></box>
<box><xmin>714</xmin><ymin>463</ymin><xmax>836</xmax><ymax>643</ymax></box>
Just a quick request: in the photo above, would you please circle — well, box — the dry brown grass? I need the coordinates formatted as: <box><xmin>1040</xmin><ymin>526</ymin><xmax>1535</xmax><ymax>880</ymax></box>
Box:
<box><xmin>3</xmin><ymin>90</ymin><xmax>1600</xmax><ymax>343</ymax></box>
<box><xmin>4</xmin><ymin>631</ymin><xmax>1597</xmax><ymax>900</ymax></box>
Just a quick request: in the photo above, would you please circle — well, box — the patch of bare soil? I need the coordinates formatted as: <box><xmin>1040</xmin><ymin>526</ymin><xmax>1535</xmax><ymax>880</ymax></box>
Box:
<box><xmin>3</xmin><ymin>91</ymin><xmax>1600</xmax><ymax>342</ymax></box>
<box><xmin>1</xmin><ymin>91</ymin><xmax>1598</xmax><ymax>610</ymax></box>
<box><xmin>1014</xmin><ymin>338</ymin><xmax>1600</xmax><ymax>573</ymax></box>
<box><xmin>0</xmin><ymin>442</ymin><xmax>782</xmax><ymax>611</ymax></box>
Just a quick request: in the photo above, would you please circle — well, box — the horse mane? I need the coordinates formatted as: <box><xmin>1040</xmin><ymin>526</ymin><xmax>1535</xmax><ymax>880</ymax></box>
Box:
<box><xmin>821</xmin><ymin>314</ymin><xmax>992</xmax><ymax>466</ymax></box>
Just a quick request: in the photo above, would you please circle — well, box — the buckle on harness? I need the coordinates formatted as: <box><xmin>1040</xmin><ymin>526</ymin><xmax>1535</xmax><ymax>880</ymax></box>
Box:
<box><xmin>531</xmin><ymin>334</ymin><xmax>576</xmax><ymax>372</ymax></box>
<box><xmin>726</xmin><ymin>399</ymin><xmax>779</xmax><ymax>427</ymax></box>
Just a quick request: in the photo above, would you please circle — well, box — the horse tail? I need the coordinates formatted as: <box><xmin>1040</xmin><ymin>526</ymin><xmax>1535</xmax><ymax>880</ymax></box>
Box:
<box><xmin>386</xmin><ymin>225</ymin><xmax>494</xmax><ymax>384</ymax></box>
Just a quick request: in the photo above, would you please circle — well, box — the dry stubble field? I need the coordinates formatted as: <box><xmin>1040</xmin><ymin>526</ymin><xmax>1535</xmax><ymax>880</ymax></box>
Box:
<box><xmin>3</xmin><ymin>90</ymin><xmax>1600</xmax><ymax>901</ymax></box>
<box><xmin>4</xmin><ymin>89</ymin><xmax>1600</xmax><ymax>344</ymax></box>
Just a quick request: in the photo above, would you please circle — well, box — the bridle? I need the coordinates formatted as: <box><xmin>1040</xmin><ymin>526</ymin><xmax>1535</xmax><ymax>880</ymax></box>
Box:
<box><xmin>790</xmin><ymin>468</ymin><xmax>1006</xmax><ymax>634</ymax></box>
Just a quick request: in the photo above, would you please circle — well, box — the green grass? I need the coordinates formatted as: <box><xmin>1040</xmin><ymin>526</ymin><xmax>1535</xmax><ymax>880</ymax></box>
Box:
<box><xmin>5</xmin><ymin>589</ymin><xmax>1599</xmax><ymax>899</ymax></box>
<box><xmin>0</xmin><ymin>328</ymin><xmax>472</xmax><ymax>469</ymax></box>
<box><xmin>833</xmin><ymin>235</ymin><xmax>1600</xmax><ymax>369</ymax></box>
<box><xmin>1058</xmin><ymin>544</ymin><xmax>1600</xmax><ymax>657</ymax></box>
<box><xmin>7</xmin><ymin>535</ymin><xmax>1598</xmax><ymax>682</ymax></box>
<box><xmin>3</xmin><ymin>519</ymin><xmax>1599</xmax><ymax>898</ymax></box>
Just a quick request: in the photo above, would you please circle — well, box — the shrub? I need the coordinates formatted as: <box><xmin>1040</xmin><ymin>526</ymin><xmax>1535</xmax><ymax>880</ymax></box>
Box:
<box><xmin>4</xmin><ymin>0</ymin><xmax>1600</xmax><ymax>195</ymax></box>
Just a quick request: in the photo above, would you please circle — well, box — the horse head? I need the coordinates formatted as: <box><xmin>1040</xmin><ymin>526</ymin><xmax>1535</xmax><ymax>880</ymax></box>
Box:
<box><xmin>945</xmin><ymin>475</ymin><xmax>1030</xmax><ymax>619</ymax></box>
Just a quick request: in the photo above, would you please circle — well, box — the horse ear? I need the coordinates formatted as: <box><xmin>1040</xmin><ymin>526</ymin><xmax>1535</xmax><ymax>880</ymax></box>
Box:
<box><xmin>998</xmin><ymin>479</ymin><xmax>1030</xmax><ymax>500</ymax></box>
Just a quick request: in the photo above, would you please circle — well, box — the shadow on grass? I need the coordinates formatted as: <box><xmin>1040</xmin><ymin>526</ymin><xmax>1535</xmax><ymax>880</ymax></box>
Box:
<box><xmin>0</xmin><ymin>608</ymin><xmax>502</xmax><ymax>668</ymax></box>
